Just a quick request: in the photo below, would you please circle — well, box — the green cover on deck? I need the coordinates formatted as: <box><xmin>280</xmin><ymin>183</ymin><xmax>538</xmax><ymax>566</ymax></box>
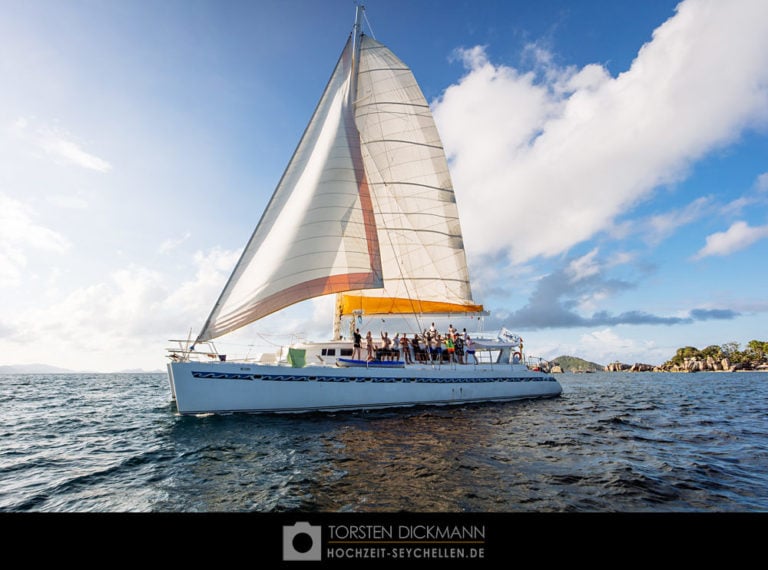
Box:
<box><xmin>288</xmin><ymin>348</ymin><xmax>306</xmax><ymax>368</ymax></box>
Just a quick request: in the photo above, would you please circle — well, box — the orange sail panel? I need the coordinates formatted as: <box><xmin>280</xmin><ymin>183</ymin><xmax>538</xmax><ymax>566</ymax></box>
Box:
<box><xmin>340</xmin><ymin>295</ymin><xmax>483</xmax><ymax>316</ymax></box>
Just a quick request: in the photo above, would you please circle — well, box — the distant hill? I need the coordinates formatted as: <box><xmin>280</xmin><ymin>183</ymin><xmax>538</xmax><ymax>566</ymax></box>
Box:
<box><xmin>550</xmin><ymin>355</ymin><xmax>604</xmax><ymax>372</ymax></box>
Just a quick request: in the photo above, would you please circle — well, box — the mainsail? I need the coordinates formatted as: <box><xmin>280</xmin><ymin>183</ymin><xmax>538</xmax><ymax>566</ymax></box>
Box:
<box><xmin>196</xmin><ymin>8</ymin><xmax>481</xmax><ymax>343</ymax></box>
<box><xmin>340</xmin><ymin>35</ymin><xmax>481</xmax><ymax>317</ymax></box>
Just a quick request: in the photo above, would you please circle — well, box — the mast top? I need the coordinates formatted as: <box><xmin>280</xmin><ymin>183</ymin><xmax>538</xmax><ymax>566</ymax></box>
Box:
<box><xmin>350</xmin><ymin>4</ymin><xmax>365</xmax><ymax>106</ymax></box>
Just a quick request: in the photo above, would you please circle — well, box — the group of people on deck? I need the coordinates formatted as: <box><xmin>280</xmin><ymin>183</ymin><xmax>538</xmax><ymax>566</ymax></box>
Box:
<box><xmin>352</xmin><ymin>323</ymin><xmax>477</xmax><ymax>365</ymax></box>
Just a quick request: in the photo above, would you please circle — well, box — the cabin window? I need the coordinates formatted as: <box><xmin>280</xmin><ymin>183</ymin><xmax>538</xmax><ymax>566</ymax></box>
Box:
<box><xmin>321</xmin><ymin>348</ymin><xmax>336</xmax><ymax>356</ymax></box>
<box><xmin>340</xmin><ymin>349</ymin><xmax>353</xmax><ymax>356</ymax></box>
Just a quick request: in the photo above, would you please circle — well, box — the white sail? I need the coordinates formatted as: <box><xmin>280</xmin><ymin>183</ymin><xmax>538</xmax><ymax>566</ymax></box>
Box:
<box><xmin>197</xmin><ymin>37</ymin><xmax>383</xmax><ymax>342</ymax></box>
<box><xmin>340</xmin><ymin>36</ymin><xmax>482</xmax><ymax>316</ymax></box>
<box><xmin>197</xmin><ymin>19</ymin><xmax>480</xmax><ymax>343</ymax></box>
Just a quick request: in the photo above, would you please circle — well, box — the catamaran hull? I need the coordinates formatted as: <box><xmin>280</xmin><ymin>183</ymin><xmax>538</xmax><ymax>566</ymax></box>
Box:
<box><xmin>167</xmin><ymin>361</ymin><xmax>562</xmax><ymax>415</ymax></box>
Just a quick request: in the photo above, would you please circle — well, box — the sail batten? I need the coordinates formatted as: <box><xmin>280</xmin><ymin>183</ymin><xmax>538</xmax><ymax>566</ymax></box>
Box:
<box><xmin>356</xmin><ymin>101</ymin><xmax>431</xmax><ymax>109</ymax></box>
<box><xmin>196</xmin><ymin>23</ymin><xmax>481</xmax><ymax>343</ymax></box>
<box><xmin>363</xmin><ymin>139</ymin><xmax>446</xmax><ymax>151</ymax></box>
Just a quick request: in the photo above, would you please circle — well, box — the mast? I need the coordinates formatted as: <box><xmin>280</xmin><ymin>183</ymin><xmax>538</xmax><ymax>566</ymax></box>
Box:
<box><xmin>332</xmin><ymin>293</ymin><xmax>345</xmax><ymax>340</ymax></box>
<box><xmin>332</xmin><ymin>5</ymin><xmax>366</xmax><ymax>341</ymax></box>
<box><xmin>350</xmin><ymin>4</ymin><xmax>364</xmax><ymax>105</ymax></box>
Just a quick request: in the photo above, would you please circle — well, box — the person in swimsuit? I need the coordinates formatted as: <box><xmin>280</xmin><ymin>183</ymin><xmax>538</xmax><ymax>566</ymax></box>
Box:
<box><xmin>381</xmin><ymin>331</ymin><xmax>392</xmax><ymax>361</ymax></box>
<box><xmin>400</xmin><ymin>334</ymin><xmax>412</xmax><ymax>364</ymax></box>
<box><xmin>353</xmin><ymin>328</ymin><xmax>362</xmax><ymax>360</ymax></box>
<box><xmin>366</xmin><ymin>331</ymin><xmax>374</xmax><ymax>361</ymax></box>
<box><xmin>465</xmin><ymin>335</ymin><xmax>476</xmax><ymax>364</ymax></box>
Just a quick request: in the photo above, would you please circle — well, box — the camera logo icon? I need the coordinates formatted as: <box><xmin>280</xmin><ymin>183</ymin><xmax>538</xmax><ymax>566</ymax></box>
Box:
<box><xmin>283</xmin><ymin>522</ymin><xmax>322</xmax><ymax>561</ymax></box>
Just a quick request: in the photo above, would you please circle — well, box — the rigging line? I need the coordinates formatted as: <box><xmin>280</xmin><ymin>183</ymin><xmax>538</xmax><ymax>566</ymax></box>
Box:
<box><xmin>362</xmin><ymin>7</ymin><xmax>376</xmax><ymax>39</ymax></box>
<box><xmin>255</xmin><ymin>331</ymin><xmax>299</xmax><ymax>347</ymax></box>
<box><xmin>371</xmin><ymin>184</ymin><xmax>425</xmax><ymax>335</ymax></box>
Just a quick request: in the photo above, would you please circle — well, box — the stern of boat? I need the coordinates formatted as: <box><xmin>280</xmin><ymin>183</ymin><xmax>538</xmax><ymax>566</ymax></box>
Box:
<box><xmin>166</xmin><ymin>362</ymin><xmax>177</xmax><ymax>400</ymax></box>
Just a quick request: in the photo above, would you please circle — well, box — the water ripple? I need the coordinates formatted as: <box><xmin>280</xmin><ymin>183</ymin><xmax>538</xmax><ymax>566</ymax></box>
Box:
<box><xmin>1</xmin><ymin>372</ymin><xmax>767</xmax><ymax>511</ymax></box>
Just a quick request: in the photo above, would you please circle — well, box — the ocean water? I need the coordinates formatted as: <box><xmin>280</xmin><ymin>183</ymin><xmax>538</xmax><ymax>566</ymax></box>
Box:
<box><xmin>1</xmin><ymin>371</ymin><xmax>766</xmax><ymax>512</ymax></box>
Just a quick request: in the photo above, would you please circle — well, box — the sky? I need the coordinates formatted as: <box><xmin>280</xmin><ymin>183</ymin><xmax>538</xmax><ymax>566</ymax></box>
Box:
<box><xmin>1</xmin><ymin>0</ymin><xmax>767</xmax><ymax>372</ymax></box>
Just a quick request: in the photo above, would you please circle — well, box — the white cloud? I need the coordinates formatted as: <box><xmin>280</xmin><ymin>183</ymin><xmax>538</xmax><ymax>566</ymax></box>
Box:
<box><xmin>693</xmin><ymin>220</ymin><xmax>768</xmax><ymax>259</ymax></box>
<box><xmin>756</xmin><ymin>172</ymin><xmax>768</xmax><ymax>192</ymax></box>
<box><xmin>582</xmin><ymin>328</ymin><xmax>637</xmax><ymax>354</ymax></box>
<box><xmin>0</xmin><ymin>246</ymin><xmax>241</xmax><ymax>371</ymax></box>
<box><xmin>434</xmin><ymin>0</ymin><xmax>768</xmax><ymax>264</ymax></box>
<box><xmin>605</xmin><ymin>251</ymin><xmax>635</xmax><ymax>268</ymax></box>
<box><xmin>159</xmin><ymin>232</ymin><xmax>192</xmax><ymax>254</ymax></box>
<box><xmin>10</xmin><ymin>116</ymin><xmax>112</xmax><ymax>172</ymax></box>
<box><xmin>163</xmin><ymin>247</ymin><xmax>242</xmax><ymax>329</ymax></box>
<box><xmin>720</xmin><ymin>196</ymin><xmax>752</xmax><ymax>216</ymax></box>
<box><xmin>0</xmin><ymin>195</ymin><xmax>70</xmax><ymax>287</ymax></box>
<box><xmin>47</xmin><ymin>193</ymin><xmax>89</xmax><ymax>209</ymax></box>
<box><xmin>541</xmin><ymin>328</ymin><xmax>668</xmax><ymax>365</ymax></box>
<box><xmin>41</xmin><ymin>137</ymin><xmax>112</xmax><ymax>172</ymax></box>
<box><xmin>645</xmin><ymin>196</ymin><xmax>712</xmax><ymax>244</ymax></box>
<box><xmin>566</xmin><ymin>248</ymin><xmax>600</xmax><ymax>282</ymax></box>
<box><xmin>577</xmin><ymin>328</ymin><xmax>667</xmax><ymax>365</ymax></box>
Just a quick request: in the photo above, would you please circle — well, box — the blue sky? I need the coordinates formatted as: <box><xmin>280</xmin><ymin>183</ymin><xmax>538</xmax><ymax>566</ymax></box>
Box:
<box><xmin>1</xmin><ymin>0</ymin><xmax>767</xmax><ymax>372</ymax></box>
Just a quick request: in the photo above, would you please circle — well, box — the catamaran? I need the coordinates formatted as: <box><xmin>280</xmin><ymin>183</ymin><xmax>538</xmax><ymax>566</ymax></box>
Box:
<box><xmin>166</xmin><ymin>5</ymin><xmax>562</xmax><ymax>415</ymax></box>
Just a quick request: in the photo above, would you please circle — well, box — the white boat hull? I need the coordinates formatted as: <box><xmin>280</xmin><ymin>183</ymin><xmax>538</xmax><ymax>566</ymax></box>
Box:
<box><xmin>167</xmin><ymin>361</ymin><xmax>562</xmax><ymax>415</ymax></box>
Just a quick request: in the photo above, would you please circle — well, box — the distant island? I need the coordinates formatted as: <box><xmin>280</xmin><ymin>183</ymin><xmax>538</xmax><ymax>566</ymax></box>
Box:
<box><xmin>547</xmin><ymin>355</ymin><xmax>603</xmax><ymax>373</ymax></box>
<box><xmin>546</xmin><ymin>340</ymin><xmax>768</xmax><ymax>373</ymax></box>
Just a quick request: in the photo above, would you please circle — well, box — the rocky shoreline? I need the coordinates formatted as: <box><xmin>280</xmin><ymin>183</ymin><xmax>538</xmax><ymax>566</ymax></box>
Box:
<box><xmin>546</xmin><ymin>360</ymin><xmax>768</xmax><ymax>373</ymax></box>
<box><xmin>603</xmin><ymin>358</ymin><xmax>768</xmax><ymax>373</ymax></box>
<box><xmin>543</xmin><ymin>341</ymin><xmax>768</xmax><ymax>373</ymax></box>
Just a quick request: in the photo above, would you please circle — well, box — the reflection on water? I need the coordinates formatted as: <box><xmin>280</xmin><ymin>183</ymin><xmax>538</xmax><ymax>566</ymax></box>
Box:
<box><xmin>311</xmin><ymin>409</ymin><xmax>498</xmax><ymax>511</ymax></box>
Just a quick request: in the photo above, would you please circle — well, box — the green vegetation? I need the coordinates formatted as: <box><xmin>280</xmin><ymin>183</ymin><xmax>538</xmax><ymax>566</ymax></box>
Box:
<box><xmin>663</xmin><ymin>340</ymin><xmax>768</xmax><ymax>370</ymax></box>
<box><xmin>550</xmin><ymin>340</ymin><xmax>768</xmax><ymax>374</ymax></box>
<box><xmin>551</xmin><ymin>355</ymin><xmax>603</xmax><ymax>372</ymax></box>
